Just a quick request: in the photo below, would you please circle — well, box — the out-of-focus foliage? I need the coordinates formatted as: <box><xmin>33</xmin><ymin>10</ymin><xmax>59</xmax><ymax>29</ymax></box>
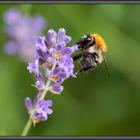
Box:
<box><xmin>0</xmin><ymin>4</ymin><xmax>140</xmax><ymax>136</ymax></box>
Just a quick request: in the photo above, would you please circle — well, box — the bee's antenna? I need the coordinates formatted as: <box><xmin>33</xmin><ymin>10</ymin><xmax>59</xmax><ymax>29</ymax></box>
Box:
<box><xmin>103</xmin><ymin>55</ymin><xmax>110</xmax><ymax>77</ymax></box>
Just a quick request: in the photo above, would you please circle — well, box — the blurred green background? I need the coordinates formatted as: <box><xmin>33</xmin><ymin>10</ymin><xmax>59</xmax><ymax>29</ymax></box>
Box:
<box><xmin>0</xmin><ymin>4</ymin><xmax>140</xmax><ymax>136</ymax></box>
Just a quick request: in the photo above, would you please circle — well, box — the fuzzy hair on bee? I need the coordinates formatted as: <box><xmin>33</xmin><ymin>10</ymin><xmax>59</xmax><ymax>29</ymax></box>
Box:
<box><xmin>90</xmin><ymin>34</ymin><xmax>107</xmax><ymax>52</ymax></box>
<box><xmin>72</xmin><ymin>33</ymin><xmax>110</xmax><ymax>76</ymax></box>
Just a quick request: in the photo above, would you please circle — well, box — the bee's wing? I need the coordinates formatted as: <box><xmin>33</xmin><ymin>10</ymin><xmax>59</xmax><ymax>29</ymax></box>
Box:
<box><xmin>103</xmin><ymin>55</ymin><xmax>110</xmax><ymax>77</ymax></box>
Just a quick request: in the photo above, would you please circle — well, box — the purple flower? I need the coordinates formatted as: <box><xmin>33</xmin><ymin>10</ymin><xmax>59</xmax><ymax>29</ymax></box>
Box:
<box><xmin>71</xmin><ymin>44</ymin><xmax>78</xmax><ymax>53</ymax></box>
<box><xmin>26</xmin><ymin>28</ymin><xmax>76</xmax><ymax>93</ymax></box>
<box><xmin>25</xmin><ymin>97</ymin><xmax>53</xmax><ymax>125</ymax></box>
<box><xmin>25</xmin><ymin>28</ymin><xmax>77</xmax><ymax>125</ymax></box>
<box><xmin>3</xmin><ymin>8</ymin><xmax>46</xmax><ymax>62</ymax></box>
<box><xmin>25</xmin><ymin>97</ymin><xmax>33</xmax><ymax>111</ymax></box>
<box><xmin>59</xmin><ymin>55</ymin><xmax>74</xmax><ymax>76</ymax></box>
<box><xmin>5</xmin><ymin>41</ymin><xmax>19</xmax><ymax>54</ymax></box>
<box><xmin>27</xmin><ymin>58</ymin><xmax>39</xmax><ymax>76</ymax></box>
<box><xmin>3</xmin><ymin>8</ymin><xmax>21</xmax><ymax>26</ymax></box>
<box><xmin>57</xmin><ymin>28</ymin><xmax>71</xmax><ymax>44</ymax></box>
<box><xmin>46</xmin><ymin>66</ymin><xmax>67</xmax><ymax>83</ymax></box>
<box><xmin>49</xmin><ymin>83</ymin><xmax>64</xmax><ymax>94</ymax></box>
<box><xmin>34</xmin><ymin>74</ymin><xmax>45</xmax><ymax>90</ymax></box>
<box><xmin>35</xmin><ymin>100</ymin><xmax>53</xmax><ymax>121</ymax></box>
<box><xmin>35</xmin><ymin>36</ymin><xmax>47</xmax><ymax>53</ymax></box>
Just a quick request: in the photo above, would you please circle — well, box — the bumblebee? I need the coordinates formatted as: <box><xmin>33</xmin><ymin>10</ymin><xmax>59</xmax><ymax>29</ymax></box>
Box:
<box><xmin>72</xmin><ymin>33</ymin><xmax>110</xmax><ymax>76</ymax></box>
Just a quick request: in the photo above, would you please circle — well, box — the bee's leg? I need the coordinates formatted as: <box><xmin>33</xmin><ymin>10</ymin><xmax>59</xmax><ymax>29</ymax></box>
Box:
<box><xmin>72</xmin><ymin>52</ymin><xmax>82</xmax><ymax>61</ymax></box>
<box><xmin>73</xmin><ymin>49</ymin><xmax>92</xmax><ymax>62</ymax></box>
<box><xmin>75</xmin><ymin>65</ymin><xmax>94</xmax><ymax>76</ymax></box>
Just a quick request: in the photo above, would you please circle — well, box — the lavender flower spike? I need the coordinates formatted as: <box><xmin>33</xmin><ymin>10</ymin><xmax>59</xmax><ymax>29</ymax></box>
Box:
<box><xmin>25</xmin><ymin>28</ymin><xmax>77</xmax><ymax>125</ymax></box>
<box><xmin>3</xmin><ymin>8</ymin><xmax>46</xmax><ymax>62</ymax></box>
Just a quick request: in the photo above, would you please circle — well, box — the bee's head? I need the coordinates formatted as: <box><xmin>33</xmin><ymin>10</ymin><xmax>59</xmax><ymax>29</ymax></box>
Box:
<box><xmin>76</xmin><ymin>34</ymin><xmax>96</xmax><ymax>49</ymax></box>
<box><xmin>86</xmin><ymin>34</ymin><xmax>96</xmax><ymax>46</ymax></box>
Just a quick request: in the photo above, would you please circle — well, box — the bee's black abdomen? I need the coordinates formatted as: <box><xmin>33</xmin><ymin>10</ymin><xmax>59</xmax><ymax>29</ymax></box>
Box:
<box><xmin>79</xmin><ymin>55</ymin><xmax>97</xmax><ymax>72</ymax></box>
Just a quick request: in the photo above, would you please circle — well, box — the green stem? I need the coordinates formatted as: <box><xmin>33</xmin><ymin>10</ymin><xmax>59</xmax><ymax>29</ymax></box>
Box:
<box><xmin>21</xmin><ymin>118</ymin><xmax>32</xmax><ymax>136</ymax></box>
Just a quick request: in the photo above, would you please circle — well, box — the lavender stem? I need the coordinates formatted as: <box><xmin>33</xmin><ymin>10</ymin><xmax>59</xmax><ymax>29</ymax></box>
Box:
<box><xmin>21</xmin><ymin>117</ymin><xmax>32</xmax><ymax>136</ymax></box>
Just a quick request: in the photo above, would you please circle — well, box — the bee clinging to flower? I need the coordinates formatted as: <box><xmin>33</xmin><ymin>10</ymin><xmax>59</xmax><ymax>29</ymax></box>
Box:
<box><xmin>72</xmin><ymin>33</ymin><xmax>110</xmax><ymax>76</ymax></box>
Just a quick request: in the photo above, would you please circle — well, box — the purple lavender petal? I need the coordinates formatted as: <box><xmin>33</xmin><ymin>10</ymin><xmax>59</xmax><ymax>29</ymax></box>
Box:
<box><xmin>36</xmin><ymin>108</ymin><xmax>48</xmax><ymax>121</ymax></box>
<box><xmin>37</xmin><ymin>49</ymin><xmax>44</xmax><ymax>56</ymax></box>
<box><xmin>35</xmin><ymin>36</ymin><xmax>47</xmax><ymax>52</ymax></box>
<box><xmin>4</xmin><ymin>42</ymin><xmax>19</xmax><ymax>54</ymax></box>
<box><xmin>46</xmin><ymin>108</ymin><xmax>53</xmax><ymax>114</ymax></box>
<box><xmin>64</xmin><ymin>36</ymin><xmax>71</xmax><ymax>44</ymax></box>
<box><xmin>59</xmin><ymin>55</ymin><xmax>74</xmax><ymax>77</ymax></box>
<box><xmin>39</xmin><ymin>100</ymin><xmax>53</xmax><ymax>108</ymax></box>
<box><xmin>45</xmin><ymin>100</ymin><xmax>53</xmax><ymax>107</ymax></box>
<box><xmin>56</xmin><ymin>44</ymin><xmax>63</xmax><ymax>51</ymax></box>
<box><xmin>4</xmin><ymin>8</ymin><xmax>21</xmax><ymax>26</ymax></box>
<box><xmin>71</xmin><ymin>44</ymin><xmax>78</xmax><ymax>53</ymax></box>
<box><xmin>35</xmin><ymin>80</ymin><xmax>44</xmax><ymax>90</ymax></box>
<box><xmin>57</xmin><ymin>28</ymin><xmax>66</xmax><ymax>42</ymax></box>
<box><xmin>53</xmin><ymin>66</ymin><xmax>61</xmax><ymax>75</ymax></box>
<box><xmin>46</xmin><ymin>57</ymin><xmax>55</xmax><ymax>65</ymax></box>
<box><xmin>46</xmin><ymin>69</ymin><xmax>52</xmax><ymax>77</ymax></box>
<box><xmin>59</xmin><ymin>71</ymin><xmax>67</xmax><ymax>78</ymax></box>
<box><xmin>34</xmin><ymin>99</ymin><xmax>53</xmax><ymax>122</ymax></box>
<box><xmin>25</xmin><ymin>97</ymin><xmax>33</xmax><ymax>110</ymax></box>
<box><xmin>48</xmin><ymin>48</ymin><xmax>55</xmax><ymax>54</ymax></box>
<box><xmin>49</xmin><ymin>83</ymin><xmax>64</xmax><ymax>94</ymax></box>
<box><xmin>38</xmin><ymin>57</ymin><xmax>45</xmax><ymax>65</ymax></box>
<box><xmin>27</xmin><ymin>62</ymin><xmax>35</xmax><ymax>73</ymax></box>
<box><xmin>32</xmin><ymin>16</ymin><xmax>46</xmax><ymax>32</ymax></box>
<box><xmin>27</xmin><ymin>58</ymin><xmax>39</xmax><ymax>76</ymax></box>
<box><xmin>58</xmin><ymin>28</ymin><xmax>66</xmax><ymax>37</ymax></box>
<box><xmin>47</xmin><ymin>29</ymin><xmax>57</xmax><ymax>46</ymax></box>
<box><xmin>62</xmin><ymin>47</ymin><xmax>72</xmax><ymax>56</ymax></box>
<box><xmin>57</xmin><ymin>28</ymin><xmax>71</xmax><ymax>45</ymax></box>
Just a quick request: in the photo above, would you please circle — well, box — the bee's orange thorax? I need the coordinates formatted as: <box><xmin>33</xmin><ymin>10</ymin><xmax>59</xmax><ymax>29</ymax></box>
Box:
<box><xmin>91</xmin><ymin>33</ymin><xmax>107</xmax><ymax>52</ymax></box>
